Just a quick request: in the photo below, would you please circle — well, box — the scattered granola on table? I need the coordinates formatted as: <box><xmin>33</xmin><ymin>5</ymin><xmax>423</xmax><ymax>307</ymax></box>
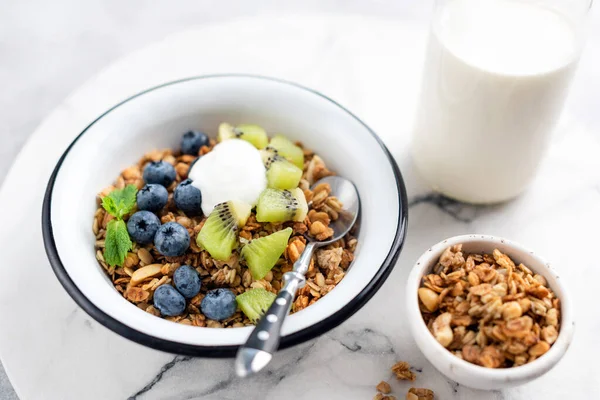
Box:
<box><xmin>406</xmin><ymin>387</ymin><xmax>435</xmax><ymax>400</ymax></box>
<box><xmin>418</xmin><ymin>245</ymin><xmax>560</xmax><ymax>368</ymax></box>
<box><xmin>93</xmin><ymin>124</ymin><xmax>358</xmax><ymax>327</ymax></box>
<box><xmin>373</xmin><ymin>361</ymin><xmax>422</xmax><ymax>399</ymax></box>
<box><xmin>391</xmin><ymin>361</ymin><xmax>417</xmax><ymax>381</ymax></box>
<box><xmin>374</xmin><ymin>395</ymin><xmax>396</xmax><ymax>400</ymax></box>
<box><xmin>376</xmin><ymin>381</ymin><xmax>392</xmax><ymax>394</ymax></box>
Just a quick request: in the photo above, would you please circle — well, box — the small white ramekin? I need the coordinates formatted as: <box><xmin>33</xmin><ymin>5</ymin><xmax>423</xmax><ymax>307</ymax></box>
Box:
<box><xmin>405</xmin><ymin>234</ymin><xmax>574</xmax><ymax>390</ymax></box>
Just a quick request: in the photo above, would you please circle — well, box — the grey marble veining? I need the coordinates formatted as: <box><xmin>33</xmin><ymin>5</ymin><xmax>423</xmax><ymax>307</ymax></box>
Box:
<box><xmin>0</xmin><ymin>364</ymin><xmax>18</xmax><ymax>400</ymax></box>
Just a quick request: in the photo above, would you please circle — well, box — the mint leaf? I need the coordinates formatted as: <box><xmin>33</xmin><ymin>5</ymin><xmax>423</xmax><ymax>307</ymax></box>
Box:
<box><xmin>104</xmin><ymin>219</ymin><xmax>132</xmax><ymax>266</ymax></box>
<box><xmin>102</xmin><ymin>184</ymin><xmax>138</xmax><ymax>219</ymax></box>
<box><xmin>101</xmin><ymin>185</ymin><xmax>137</xmax><ymax>266</ymax></box>
<box><xmin>101</xmin><ymin>196</ymin><xmax>119</xmax><ymax>217</ymax></box>
<box><xmin>110</xmin><ymin>184</ymin><xmax>138</xmax><ymax>214</ymax></box>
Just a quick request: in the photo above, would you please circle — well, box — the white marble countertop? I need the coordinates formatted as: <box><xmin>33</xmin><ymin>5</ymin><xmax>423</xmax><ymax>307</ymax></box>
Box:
<box><xmin>1</xmin><ymin>4</ymin><xmax>600</xmax><ymax>400</ymax></box>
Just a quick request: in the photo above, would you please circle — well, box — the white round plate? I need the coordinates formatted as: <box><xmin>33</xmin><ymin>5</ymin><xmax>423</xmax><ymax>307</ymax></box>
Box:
<box><xmin>1</xmin><ymin>14</ymin><xmax>599</xmax><ymax>400</ymax></box>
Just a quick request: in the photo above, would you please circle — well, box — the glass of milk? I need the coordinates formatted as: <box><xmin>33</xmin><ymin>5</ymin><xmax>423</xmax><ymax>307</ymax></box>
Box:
<box><xmin>411</xmin><ymin>0</ymin><xmax>591</xmax><ymax>204</ymax></box>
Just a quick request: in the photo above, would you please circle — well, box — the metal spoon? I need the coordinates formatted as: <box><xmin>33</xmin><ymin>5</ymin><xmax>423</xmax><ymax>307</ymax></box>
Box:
<box><xmin>235</xmin><ymin>176</ymin><xmax>360</xmax><ymax>377</ymax></box>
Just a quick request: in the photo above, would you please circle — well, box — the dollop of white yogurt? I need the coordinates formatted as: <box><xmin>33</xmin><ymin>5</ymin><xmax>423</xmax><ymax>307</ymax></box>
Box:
<box><xmin>189</xmin><ymin>139</ymin><xmax>266</xmax><ymax>215</ymax></box>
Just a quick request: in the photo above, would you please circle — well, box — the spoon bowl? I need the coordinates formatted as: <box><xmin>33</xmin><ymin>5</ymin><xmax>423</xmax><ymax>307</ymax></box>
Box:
<box><xmin>311</xmin><ymin>176</ymin><xmax>360</xmax><ymax>246</ymax></box>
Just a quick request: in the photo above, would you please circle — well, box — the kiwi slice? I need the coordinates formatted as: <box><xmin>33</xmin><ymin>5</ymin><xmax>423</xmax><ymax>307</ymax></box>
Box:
<box><xmin>260</xmin><ymin>150</ymin><xmax>303</xmax><ymax>190</ymax></box>
<box><xmin>218</xmin><ymin>122</ymin><xmax>268</xmax><ymax>149</ymax></box>
<box><xmin>241</xmin><ymin>227</ymin><xmax>292</xmax><ymax>280</ymax></box>
<box><xmin>256</xmin><ymin>188</ymin><xmax>308</xmax><ymax>223</ymax></box>
<box><xmin>236</xmin><ymin>288</ymin><xmax>277</xmax><ymax>323</ymax></box>
<box><xmin>267</xmin><ymin>134</ymin><xmax>304</xmax><ymax>169</ymax></box>
<box><xmin>196</xmin><ymin>200</ymin><xmax>251</xmax><ymax>260</ymax></box>
<box><xmin>218</xmin><ymin>123</ymin><xmax>237</xmax><ymax>141</ymax></box>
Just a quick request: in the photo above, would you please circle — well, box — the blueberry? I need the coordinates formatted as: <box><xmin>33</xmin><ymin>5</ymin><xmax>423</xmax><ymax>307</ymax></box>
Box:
<box><xmin>137</xmin><ymin>184</ymin><xmax>168</xmax><ymax>212</ymax></box>
<box><xmin>154</xmin><ymin>222</ymin><xmax>190</xmax><ymax>256</ymax></box>
<box><xmin>200</xmin><ymin>288</ymin><xmax>237</xmax><ymax>321</ymax></box>
<box><xmin>173</xmin><ymin>265</ymin><xmax>201</xmax><ymax>298</ymax></box>
<box><xmin>143</xmin><ymin>161</ymin><xmax>176</xmax><ymax>187</ymax></box>
<box><xmin>174</xmin><ymin>179</ymin><xmax>202</xmax><ymax>215</ymax></box>
<box><xmin>181</xmin><ymin>130</ymin><xmax>210</xmax><ymax>155</ymax></box>
<box><xmin>127</xmin><ymin>211</ymin><xmax>161</xmax><ymax>244</ymax></box>
<box><xmin>153</xmin><ymin>285</ymin><xmax>186</xmax><ymax>317</ymax></box>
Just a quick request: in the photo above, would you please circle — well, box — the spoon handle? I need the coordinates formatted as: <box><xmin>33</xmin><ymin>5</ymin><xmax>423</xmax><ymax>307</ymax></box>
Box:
<box><xmin>235</xmin><ymin>242</ymin><xmax>317</xmax><ymax>377</ymax></box>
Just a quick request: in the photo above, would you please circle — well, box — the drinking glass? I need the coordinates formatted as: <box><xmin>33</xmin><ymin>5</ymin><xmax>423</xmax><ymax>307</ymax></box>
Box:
<box><xmin>411</xmin><ymin>0</ymin><xmax>592</xmax><ymax>204</ymax></box>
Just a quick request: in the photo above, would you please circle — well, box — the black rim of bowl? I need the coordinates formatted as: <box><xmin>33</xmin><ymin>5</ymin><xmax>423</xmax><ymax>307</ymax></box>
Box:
<box><xmin>41</xmin><ymin>74</ymin><xmax>409</xmax><ymax>357</ymax></box>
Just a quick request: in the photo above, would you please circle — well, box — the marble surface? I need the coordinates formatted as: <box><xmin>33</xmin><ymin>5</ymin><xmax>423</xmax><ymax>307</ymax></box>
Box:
<box><xmin>1</xmin><ymin>11</ymin><xmax>600</xmax><ymax>400</ymax></box>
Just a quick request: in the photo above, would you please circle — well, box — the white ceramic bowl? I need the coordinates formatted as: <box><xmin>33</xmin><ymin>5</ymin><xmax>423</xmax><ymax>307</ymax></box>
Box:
<box><xmin>42</xmin><ymin>75</ymin><xmax>408</xmax><ymax>356</ymax></box>
<box><xmin>406</xmin><ymin>235</ymin><xmax>574</xmax><ymax>390</ymax></box>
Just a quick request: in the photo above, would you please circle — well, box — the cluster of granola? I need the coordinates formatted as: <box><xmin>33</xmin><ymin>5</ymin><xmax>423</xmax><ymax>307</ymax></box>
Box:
<box><xmin>373</xmin><ymin>361</ymin><xmax>434</xmax><ymax>400</ymax></box>
<box><xmin>93</xmin><ymin>141</ymin><xmax>357</xmax><ymax>327</ymax></box>
<box><xmin>418</xmin><ymin>245</ymin><xmax>560</xmax><ymax>368</ymax></box>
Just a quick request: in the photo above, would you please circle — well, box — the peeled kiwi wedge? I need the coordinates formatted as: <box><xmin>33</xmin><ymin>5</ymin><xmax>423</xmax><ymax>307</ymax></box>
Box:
<box><xmin>241</xmin><ymin>227</ymin><xmax>292</xmax><ymax>280</ymax></box>
<box><xmin>218</xmin><ymin>123</ymin><xmax>268</xmax><ymax>149</ymax></box>
<box><xmin>236</xmin><ymin>288</ymin><xmax>277</xmax><ymax>323</ymax></box>
<box><xmin>255</xmin><ymin>188</ymin><xmax>308</xmax><ymax>223</ymax></box>
<box><xmin>196</xmin><ymin>200</ymin><xmax>251</xmax><ymax>260</ymax></box>
<box><xmin>260</xmin><ymin>149</ymin><xmax>303</xmax><ymax>190</ymax></box>
<box><xmin>267</xmin><ymin>134</ymin><xmax>304</xmax><ymax>169</ymax></box>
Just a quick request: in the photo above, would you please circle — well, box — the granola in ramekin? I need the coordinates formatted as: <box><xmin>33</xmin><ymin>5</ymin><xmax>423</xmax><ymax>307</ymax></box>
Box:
<box><xmin>418</xmin><ymin>245</ymin><xmax>560</xmax><ymax>368</ymax></box>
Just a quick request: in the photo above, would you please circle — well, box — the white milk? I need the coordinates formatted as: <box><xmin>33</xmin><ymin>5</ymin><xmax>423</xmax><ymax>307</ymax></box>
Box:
<box><xmin>411</xmin><ymin>0</ymin><xmax>579</xmax><ymax>203</ymax></box>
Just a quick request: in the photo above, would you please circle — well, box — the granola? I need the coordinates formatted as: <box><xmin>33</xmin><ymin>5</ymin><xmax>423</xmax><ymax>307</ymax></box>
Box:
<box><xmin>93</xmin><ymin>139</ymin><xmax>357</xmax><ymax>327</ymax></box>
<box><xmin>376</xmin><ymin>381</ymin><xmax>392</xmax><ymax>394</ymax></box>
<box><xmin>418</xmin><ymin>245</ymin><xmax>560</xmax><ymax>368</ymax></box>
<box><xmin>406</xmin><ymin>388</ymin><xmax>435</xmax><ymax>400</ymax></box>
<box><xmin>374</xmin><ymin>361</ymin><xmax>432</xmax><ymax>400</ymax></box>
<box><xmin>391</xmin><ymin>361</ymin><xmax>416</xmax><ymax>381</ymax></box>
